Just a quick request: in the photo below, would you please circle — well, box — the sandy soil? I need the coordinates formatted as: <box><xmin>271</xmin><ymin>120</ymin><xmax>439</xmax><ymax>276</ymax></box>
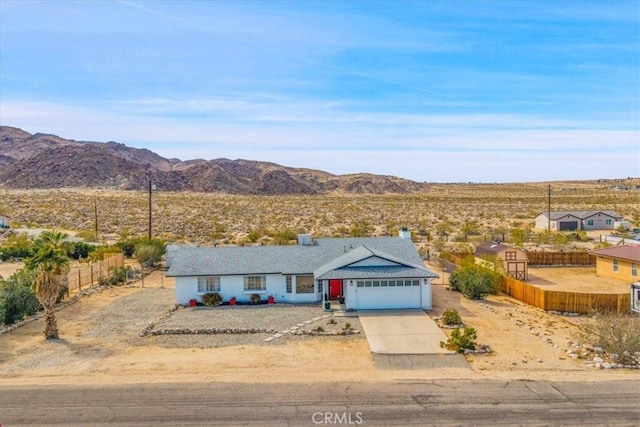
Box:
<box><xmin>0</xmin><ymin>261</ymin><xmax>23</xmax><ymax>279</ymax></box>
<box><xmin>1</xmin><ymin>270</ymin><xmax>638</xmax><ymax>387</ymax></box>
<box><xmin>527</xmin><ymin>266</ymin><xmax>632</xmax><ymax>293</ymax></box>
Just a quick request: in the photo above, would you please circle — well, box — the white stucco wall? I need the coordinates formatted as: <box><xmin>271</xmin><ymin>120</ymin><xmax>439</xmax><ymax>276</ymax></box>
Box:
<box><xmin>583</xmin><ymin>213</ymin><xmax>616</xmax><ymax>230</ymax></box>
<box><xmin>534</xmin><ymin>214</ymin><xmax>550</xmax><ymax>230</ymax></box>
<box><xmin>421</xmin><ymin>279</ymin><xmax>432</xmax><ymax>310</ymax></box>
<box><xmin>174</xmin><ymin>274</ymin><xmax>322</xmax><ymax>305</ymax></box>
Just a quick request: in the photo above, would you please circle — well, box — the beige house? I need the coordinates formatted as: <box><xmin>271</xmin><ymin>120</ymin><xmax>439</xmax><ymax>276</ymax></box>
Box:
<box><xmin>535</xmin><ymin>210</ymin><xmax>622</xmax><ymax>231</ymax></box>
<box><xmin>590</xmin><ymin>245</ymin><xmax>639</xmax><ymax>283</ymax></box>
<box><xmin>475</xmin><ymin>242</ymin><xmax>528</xmax><ymax>281</ymax></box>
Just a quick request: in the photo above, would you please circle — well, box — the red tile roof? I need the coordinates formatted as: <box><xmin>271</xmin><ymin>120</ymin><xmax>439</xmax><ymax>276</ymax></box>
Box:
<box><xmin>590</xmin><ymin>245</ymin><xmax>640</xmax><ymax>262</ymax></box>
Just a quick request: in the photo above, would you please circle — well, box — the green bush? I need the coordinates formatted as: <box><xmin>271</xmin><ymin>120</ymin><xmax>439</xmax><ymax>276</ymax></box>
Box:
<box><xmin>202</xmin><ymin>292</ymin><xmax>223</xmax><ymax>306</ymax></box>
<box><xmin>449</xmin><ymin>256</ymin><xmax>500</xmax><ymax>300</ymax></box>
<box><xmin>440</xmin><ymin>327</ymin><xmax>478</xmax><ymax>353</ymax></box>
<box><xmin>441</xmin><ymin>308</ymin><xmax>462</xmax><ymax>325</ymax></box>
<box><xmin>0</xmin><ymin>270</ymin><xmax>39</xmax><ymax>325</ymax></box>
<box><xmin>108</xmin><ymin>267</ymin><xmax>128</xmax><ymax>286</ymax></box>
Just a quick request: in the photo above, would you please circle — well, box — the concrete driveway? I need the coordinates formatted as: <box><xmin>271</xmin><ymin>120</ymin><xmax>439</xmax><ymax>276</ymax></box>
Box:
<box><xmin>358</xmin><ymin>310</ymin><xmax>453</xmax><ymax>355</ymax></box>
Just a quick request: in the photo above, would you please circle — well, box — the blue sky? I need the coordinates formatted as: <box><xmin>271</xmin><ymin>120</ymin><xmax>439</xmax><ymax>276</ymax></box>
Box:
<box><xmin>1</xmin><ymin>0</ymin><xmax>638</xmax><ymax>182</ymax></box>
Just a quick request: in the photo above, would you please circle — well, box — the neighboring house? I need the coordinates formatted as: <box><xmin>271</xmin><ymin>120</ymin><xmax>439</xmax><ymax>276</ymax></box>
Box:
<box><xmin>535</xmin><ymin>210</ymin><xmax>623</xmax><ymax>231</ymax></box>
<box><xmin>590</xmin><ymin>245</ymin><xmax>640</xmax><ymax>283</ymax></box>
<box><xmin>475</xmin><ymin>242</ymin><xmax>529</xmax><ymax>281</ymax></box>
<box><xmin>0</xmin><ymin>214</ymin><xmax>8</xmax><ymax>229</ymax></box>
<box><xmin>167</xmin><ymin>230</ymin><xmax>438</xmax><ymax>310</ymax></box>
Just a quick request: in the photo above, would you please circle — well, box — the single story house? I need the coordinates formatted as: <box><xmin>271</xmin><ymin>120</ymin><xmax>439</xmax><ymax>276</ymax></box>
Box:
<box><xmin>534</xmin><ymin>210</ymin><xmax>623</xmax><ymax>231</ymax></box>
<box><xmin>475</xmin><ymin>242</ymin><xmax>528</xmax><ymax>281</ymax></box>
<box><xmin>590</xmin><ymin>245</ymin><xmax>640</xmax><ymax>283</ymax></box>
<box><xmin>0</xmin><ymin>214</ymin><xmax>8</xmax><ymax>229</ymax></box>
<box><xmin>167</xmin><ymin>230</ymin><xmax>438</xmax><ymax>311</ymax></box>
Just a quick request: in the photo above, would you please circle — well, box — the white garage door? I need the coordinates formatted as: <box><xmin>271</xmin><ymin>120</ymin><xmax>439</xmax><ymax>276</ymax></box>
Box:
<box><xmin>354</xmin><ymin>279</ymin><xmax>421</xmax><ymax>310</ymax></box>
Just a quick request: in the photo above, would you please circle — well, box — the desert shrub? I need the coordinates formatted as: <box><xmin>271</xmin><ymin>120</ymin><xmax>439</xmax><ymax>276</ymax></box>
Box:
<box><xmin>108</xmin><ymin>267</ymin><xmax>128</xmax><ymax>286</ymax></box>
<box><xmin>69</xmin><ymin>242</ymin><xmax>97</xmax><ymax>260</ymax></box>
<box><xmin>327</xmin><ymin>318</ymin><xmax>337</xmax><ymax>325</ymax></box>
<box><xmin>576</xmin><ymin>311</ymin><xmax>640</xmax><ymax>364</ymax></box>
<box><xmin>202</xmin><ymin>293</ymin><xmax>223</xmax><ymax>306</ymax></box>
<box><xmin>441</xmin><ymin>308</ymin><xmax>462</xmax><ymax>325</ymax></box>
<box><xmin>250</xmin><ymin>293</ymin><xmax>262</xmax><ymax>304</ymax></box>
<box><xmin>313</xmin><ymin>326</ymin><xmax>325</xmax><ymax>332</ymax></box>
<box><xmin>0</xmin><ymin>270</ymin><xmax>39</xmax><ymax>325</ymax></box>
<box><xmin>440</xmin><ymin>327</ymin><xmax>478</xmax><ymax>353</ymax></box>
<box><xmin>0</xmin><ymin>233</ymin><xmax>35</xmax><ymax>260</ymax></box>
<box><xmin>448</xmin><ymin>256</ymin><xmax>500</xmax><ymax>300</ymax></box>
<box><xmin>343</xmin><ymin>322</ymin><xmax>352</xmax><ymax>331</ymax></box>
<box><xmin>56</xmin><ymin>283</ymin><xmax>68</xmax><ymax>303</ymax></box>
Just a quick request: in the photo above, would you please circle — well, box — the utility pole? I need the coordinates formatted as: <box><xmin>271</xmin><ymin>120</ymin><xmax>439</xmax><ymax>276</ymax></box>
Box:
<box><xmin>548</xmin><ymin>184</ymin><xmax>552</xmax><ymax>233</ymax></box>
<box><xmin>94</xmin><ymin>198</ymin><xmax>99</xmax><ymax>241</ymax></box>
<box><xmin>148</xmin><ymin>179</ymin><xmax>153</xmax><ymax>240</ymax></box>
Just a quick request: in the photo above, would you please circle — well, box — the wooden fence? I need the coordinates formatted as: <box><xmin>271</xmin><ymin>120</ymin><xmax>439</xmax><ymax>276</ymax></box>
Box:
<box><xmin>526</xmin><ymin>251</ymin><xmax>595</xmax><ymax>266</ymax></box>
<box><xmin>440</xmin><ymin>251</ymin><xmax>629</xmax><ymax>314</ymax></box>
<box><xmin>500</xmin><ymin>276</ymin><xmax>630</xmax><ymax>314</ymax></box>
<box><xmin>67</xmin><ymin>253</ymin><xmax>125</xmax><ymax>294</ymax></box>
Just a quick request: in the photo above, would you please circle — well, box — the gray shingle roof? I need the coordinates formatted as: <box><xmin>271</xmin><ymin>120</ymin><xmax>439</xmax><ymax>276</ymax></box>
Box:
<box><xmin>538</xmin><ymin>210</ymin><xmax>622</xmax><ymax>220</ymax></box>
<box><xmin>167</xmin><ymin>236</ymin><xmax>436</xmax><ymax>278</ymax></box>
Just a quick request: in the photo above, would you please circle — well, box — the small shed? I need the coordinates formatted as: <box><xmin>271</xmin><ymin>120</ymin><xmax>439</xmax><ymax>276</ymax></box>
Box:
<box><xmin>475</xmin><ymin>242</ymin><xmax>529</xmax><ymax>281</ymax></box>
<box><xmin>0</xmin><ymin>214</ymin><xmax>8</xmax><ymax>229</ymax></box>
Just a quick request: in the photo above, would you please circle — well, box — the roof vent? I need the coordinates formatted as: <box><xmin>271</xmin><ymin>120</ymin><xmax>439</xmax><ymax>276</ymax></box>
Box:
<box><xmin>399</xmin><ymin>227</ymin><xmax>411</xmax><ymax>240</ymax></box>
<box><xmin>297</xmin><ymin>234</ymin><xmax>313</xmax><ymax>246</ymax></box>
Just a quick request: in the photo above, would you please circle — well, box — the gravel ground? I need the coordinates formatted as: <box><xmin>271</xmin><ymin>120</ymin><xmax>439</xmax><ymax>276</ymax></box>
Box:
<box><xmin>75</xmin><ymin>289</ymin><xmax>362</xmax><ymax>348</ymax></box>
<box><xmin>82</xmin><ymin>287</ymin><xmax>175</xmax><ymax>344</ymax></box>
<box><xmin>147</xmin><ymin>304</ymin><xmax>362</xmax><ymax>348</ymax></box>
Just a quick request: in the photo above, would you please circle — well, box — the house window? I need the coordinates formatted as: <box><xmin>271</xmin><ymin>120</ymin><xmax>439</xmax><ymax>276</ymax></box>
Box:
<box><xmin>632</xmin><ymin>263</ymin><xmax>638</xmax><ymax>277</ymax></box>
<box><xmin>296</xmin><ymin>276</ymin><xmax>314</xmax><ymax>293</ymax></box>
<box><xmin>357</xmin><ymin>281</ymin><xmax>364</xmax><ymax>287</ymax></box>
<box><xmin>613</xmin><ymin>259</ymin><xmax>619</xmax><ymax>273</ymax></box>
<box><xmin>412</xmin><ymin>280</ymin><xmax>420</xmax><ymax>286</ymax></box>
<box><xmin>381</xmin><ymin>280</ymin><xmax>388</xmax><ymax>287</ymax></box>
<box><xmin>197</xmin><ymin>276</ymin><xmax>220</xmax><ymax>293</ymax></box>
<box><xmin>388</xmin><ymin>280</ymin><xmax>396</xmax><ymax>286</ymax></box>
<box><xmin>285</xmin><ymin>275</ymin><xmax>292</xmax><ymax>293</ymax></box>
<box><xmin>364</xmin><ymin>281</ymin><xmax>372</xmax><ymax>287</ymax></box>
<box><xmin>244</xmin><ymin>275</ymin><xmax>266</xmax><ymax>291</ymax></box>
<box><xmin>373</xmin><ymin>280</ymin><xmax>380</xmax><ymax>287</ymax></box>
<box><xmin>587</xmin><ymin>219</ymin><xmax>594</xmax><ymax>226</ymax></box>
<box><xmin>505</xmin><ymin>251</ymin><xmax>516</xmax><ymax>260</ymax></box>
<box><xmin>606</xmin><ymin>219</ymin><xmax>612</xmax><ymax>225</ymax></box>
<box><xmin>318</xmin><ymin>281</ymin><xmax>323</xmax><ymax>293</ymax></box>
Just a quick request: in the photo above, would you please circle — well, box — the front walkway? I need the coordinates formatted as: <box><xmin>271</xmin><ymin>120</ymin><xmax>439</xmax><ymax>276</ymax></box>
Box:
<box><xmin>358</xmin><ymin>310</ymin><xmax>453</xmax><ymax>355</ymax></box>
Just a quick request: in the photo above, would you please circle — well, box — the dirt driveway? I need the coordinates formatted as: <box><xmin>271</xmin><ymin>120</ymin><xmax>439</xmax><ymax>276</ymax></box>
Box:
<box><xmin>1</xmin><ymin>269</ymin><xmax>638</xmax><ymax>387</ymax></box>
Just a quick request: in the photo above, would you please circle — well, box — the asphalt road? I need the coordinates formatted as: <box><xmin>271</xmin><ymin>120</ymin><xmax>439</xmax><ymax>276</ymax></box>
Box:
<box><xmin>1</xmin><ymin>380</ymin><xmax>638</xmax><ymax>426</ymax></box>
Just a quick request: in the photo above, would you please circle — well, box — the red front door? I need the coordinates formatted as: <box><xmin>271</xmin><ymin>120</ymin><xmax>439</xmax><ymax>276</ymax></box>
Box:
<box><xmin>329</xmin><ymin>279</ymin><xmax>342</xmax><ymax>299</ymax></box>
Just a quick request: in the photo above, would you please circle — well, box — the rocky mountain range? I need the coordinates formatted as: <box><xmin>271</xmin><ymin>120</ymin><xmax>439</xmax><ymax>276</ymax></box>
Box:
<box><xmin>0</xmin><ymin>126</ymin><xmax>428</xmax><ymax>194</ymax></box>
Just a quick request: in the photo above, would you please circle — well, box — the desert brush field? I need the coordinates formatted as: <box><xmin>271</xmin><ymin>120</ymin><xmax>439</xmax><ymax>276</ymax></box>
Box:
<box><xmin>0</xmin><ymin>179</ymin><xmax>638</xmax><ymax>250</ymax></box>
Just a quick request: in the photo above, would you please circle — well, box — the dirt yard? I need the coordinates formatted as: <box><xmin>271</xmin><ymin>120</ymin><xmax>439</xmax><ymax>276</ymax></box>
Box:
<box><xmin>528</xmin><ymin>266</ymin><xmax>632</xmax><ymax>293</ymax></box>
<box><xmin>1</xmin><ymin>269</ymin><xmax>638</xmax><ymax>387</ymax></box>
<box><xmin>0</xmin><ymin>261</ymin><xmax>23</xmax><ymax>279</ymax></box>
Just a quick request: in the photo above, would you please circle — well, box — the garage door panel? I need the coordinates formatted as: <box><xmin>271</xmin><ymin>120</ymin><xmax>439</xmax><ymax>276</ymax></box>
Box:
<box><xmin>355</xmin><ymin>281</ymin><xmax>421</xmax><ymax>309</ymax></box>
<box><xmin>559</xmin><ymin>221</ymin><xmax>578</xmax><ymax>231</ymax></box>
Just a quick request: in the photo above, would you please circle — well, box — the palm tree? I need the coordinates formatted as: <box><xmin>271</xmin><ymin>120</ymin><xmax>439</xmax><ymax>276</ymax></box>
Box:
<box><xmin>25</xmin><ymin>230</ymin><xmax>70</xmax><ymax>340</ymax></box>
